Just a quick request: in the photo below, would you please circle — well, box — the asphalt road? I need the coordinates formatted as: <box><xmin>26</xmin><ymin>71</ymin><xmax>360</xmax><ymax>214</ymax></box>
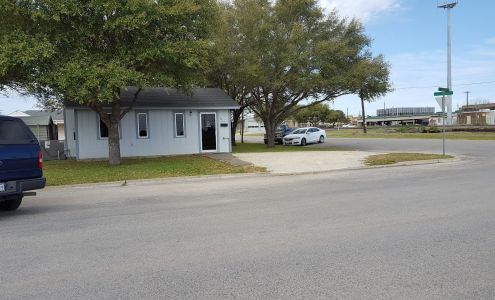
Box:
<box><xmin>1</xmin><ymin>138</ymin><xmax>495</xmax><ymax>299</ymax></box>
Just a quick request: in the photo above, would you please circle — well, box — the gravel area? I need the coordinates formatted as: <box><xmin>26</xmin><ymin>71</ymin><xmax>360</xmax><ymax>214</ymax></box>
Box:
<box><xmin>233</xmin><ymin>151</ymin><xmax>377</xmax><ymax>174</ymax></box>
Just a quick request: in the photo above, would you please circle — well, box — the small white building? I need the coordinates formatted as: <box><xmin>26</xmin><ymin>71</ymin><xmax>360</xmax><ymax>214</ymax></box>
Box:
<box><xmin>64</xmin><ymin>87</ymin><xmax>239</xmax><ymax>160</ymax></box>
<box><xmin>243</xmin><ymin>116</ymin><xmax>265</xmax><ymax>133</ymax></box>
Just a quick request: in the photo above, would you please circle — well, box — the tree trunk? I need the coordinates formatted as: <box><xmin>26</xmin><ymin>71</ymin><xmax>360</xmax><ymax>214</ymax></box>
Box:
<box><xmin>108</xmin><ymin>121</ymin><xmax>121</xmax><ymax>165</ymax></box>
<box><xmin>108</xmin><ymin>101</ymin><xmax>122</xmax><ymax>165</ymax></box>
<box><xmin>231</xmin><ymin>109</ymin><xmax>243</xmax><ymax>146</ymax></box>
<box><xmin>240</xmin><ymin>112</ymin><xmax>245</xmax><ymax>143</ymax></box>
<box><xmin>360</xmin><ymin>97</ymin><xmax>367</xmax><ymax>134</ymax></box>
<box><xmin>264</xmin><ymin>119</ymin><xmax>277</xmax><ymax>148</ymax></box>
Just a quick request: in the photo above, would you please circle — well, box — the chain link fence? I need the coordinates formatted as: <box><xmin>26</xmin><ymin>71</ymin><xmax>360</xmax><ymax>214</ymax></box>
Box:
<box><xmin>39</xmin><ymin>140</ymin><xmax>66</xmax><ymax>161</ymax></box>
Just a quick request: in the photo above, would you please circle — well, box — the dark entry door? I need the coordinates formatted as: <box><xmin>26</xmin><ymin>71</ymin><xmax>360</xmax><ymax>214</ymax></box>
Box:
<box><xmin>200</xmin><ymin>113</ymin><xmax>217</xmax><ymax>152</ymax></box>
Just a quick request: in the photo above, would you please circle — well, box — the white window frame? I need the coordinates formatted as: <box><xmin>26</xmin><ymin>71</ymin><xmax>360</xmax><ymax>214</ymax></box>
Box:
<box><xmin>174</xmin><ymin>112</ymin><xmax>185</xmax><ymax>138</ymax></box>
<box><xmin>136</xmin><ymin>112</ymin><xmax>149</xmax><ymax>139</ymax></box>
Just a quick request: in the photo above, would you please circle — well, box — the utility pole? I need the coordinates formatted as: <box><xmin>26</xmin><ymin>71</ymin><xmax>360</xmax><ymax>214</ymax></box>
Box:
<box><xmin>438</xmin><ymin>1</ymin><xmax>458</xmax><ymax>125</ymax></box>
<box><xmin>464</xmin><ymin>91</ymin><xmax>470</xmax><ymax>110</ymax></box>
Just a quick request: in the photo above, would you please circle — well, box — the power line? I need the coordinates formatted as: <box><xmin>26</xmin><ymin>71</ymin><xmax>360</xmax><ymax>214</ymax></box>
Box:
<box><xmin>394</xmin><ymin>80</ymin><xmax>495</xmax><ymax>90</ymax></box>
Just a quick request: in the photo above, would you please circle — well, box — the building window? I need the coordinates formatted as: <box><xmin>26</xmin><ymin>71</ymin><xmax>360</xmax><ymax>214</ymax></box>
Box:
<box><xmin>98</xmin><ymin>114</ymin><xmax>120</xmax><ymax>139</ymax></box>
<box><xmin>99</xmin><ymin>118</ymin><xmax>109</xmax><ymax>139</ymax></box>
<box><xmin>137</xmin><ymin>112</ymin><xmax>149</xmax><ymax>138</ymax></box>
<box><xmin>175</xmin><ymin>113</ymin><xmax>185</xmax><ymax>137</ymax></box>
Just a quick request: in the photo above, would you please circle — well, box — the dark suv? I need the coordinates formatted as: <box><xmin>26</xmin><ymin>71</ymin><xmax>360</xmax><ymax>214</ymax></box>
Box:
<box><xmin>264</xmin><ymin>124</ymin><xmax>294</xmax><ymax>144</ymax></box>
<box><xmin>0</xmin><ymin>116</ymin><xmax>46</xmax><ymax>211</ymax></box>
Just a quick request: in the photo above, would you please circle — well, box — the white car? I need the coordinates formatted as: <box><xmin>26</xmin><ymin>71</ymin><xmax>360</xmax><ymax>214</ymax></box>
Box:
<box><xmin>283</xmin><ymin>127</ymin><xmax>326</xmax><ymax>146</ymax></box>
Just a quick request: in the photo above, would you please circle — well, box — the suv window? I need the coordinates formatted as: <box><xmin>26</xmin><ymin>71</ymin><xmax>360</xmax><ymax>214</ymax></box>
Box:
<box><xmin>0</xmin><ymin>119</ymin><xmax>35</xmax><ymax>144</ymax></box>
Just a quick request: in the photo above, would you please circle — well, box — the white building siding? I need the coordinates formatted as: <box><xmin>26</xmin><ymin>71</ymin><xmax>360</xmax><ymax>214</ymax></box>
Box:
<box><xmin>64</xmin><ymin>108</ymin><xmax>77</xmax><ymax>158</ymax></box>
<box><xmin>217</xmin><ymin>110</ymin><xmax>231</xmax><ymax>153</ymax></box>
<box><xmin>65</xmin><ymin>108</ymin><xmax>232</xmax><ymax>160</ymax></box>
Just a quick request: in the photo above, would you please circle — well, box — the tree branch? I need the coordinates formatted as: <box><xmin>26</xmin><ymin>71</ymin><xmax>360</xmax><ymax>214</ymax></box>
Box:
<box><xmin>119</xmin><ymin>87</ymin><xmax>142</xmax><ymax>120</ymax></box>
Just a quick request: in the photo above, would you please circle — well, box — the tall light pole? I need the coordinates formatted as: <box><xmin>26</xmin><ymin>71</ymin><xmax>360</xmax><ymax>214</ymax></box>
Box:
<box><xmin>438</xmin><ymin>1</ymin><xmax>458</xmax><ymax>125</ymax></box>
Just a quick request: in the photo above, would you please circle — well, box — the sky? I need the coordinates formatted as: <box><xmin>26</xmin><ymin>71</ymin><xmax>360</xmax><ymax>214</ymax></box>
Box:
<box><xmin>2</xmin><ymin>0</ymin><xmax>495</xmax><ymax>116</ymax></box>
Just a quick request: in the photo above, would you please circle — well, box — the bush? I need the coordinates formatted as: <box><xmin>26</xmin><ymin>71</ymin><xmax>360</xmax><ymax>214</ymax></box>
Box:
<box><xmin>396</xmin><ymin>126</ymin><xmax>420</xmax><ymax>133</ymax></box>
<box><xmin>422</xmin><ymin>126</ymin><xmax>440</xmax><ymax>133</ymax></box>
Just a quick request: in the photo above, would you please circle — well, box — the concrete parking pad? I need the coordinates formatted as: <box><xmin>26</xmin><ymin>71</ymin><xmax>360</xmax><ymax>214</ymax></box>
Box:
<box><xmin>233</xmin><ymin>151</ymin><xmax>376</xmax><ymax>174</ymax></box>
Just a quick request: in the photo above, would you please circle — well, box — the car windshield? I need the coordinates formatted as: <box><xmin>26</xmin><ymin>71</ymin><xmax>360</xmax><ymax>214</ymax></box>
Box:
<box><xmin>292</xmin><ymin>128</ymin><xmax>307</xmax><ymax>134</ymax></box>
<box><xmin>276</xmin><ymin>125</ymin><xmax>286</xmax><ymax>131</ymax></box>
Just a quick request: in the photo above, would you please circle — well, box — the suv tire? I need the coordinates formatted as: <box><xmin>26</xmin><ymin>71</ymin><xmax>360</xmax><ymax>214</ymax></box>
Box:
<box><xmin>0</xmin><ymin>195</ymin><xmax>23</xmax><ymax>211</ymax></box>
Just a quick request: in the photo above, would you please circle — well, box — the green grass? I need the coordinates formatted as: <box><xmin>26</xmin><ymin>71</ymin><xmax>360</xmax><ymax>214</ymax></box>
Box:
<box><xmin>327</xmin><ymin>128</ymin><xmax>495</xmax><ymax>140</ymax></box>
<box><xmin>232</xmin><ymin>143</ymin><xmax>351</xmax><ymax>153</ymax></box>
<box><xmin>365</xmin><ymin>153</ymin><xmax>453</xmax><ymax>166</ymax></box>
<box><xmin>44</xmin><ymin>155</ymin><xmax>263</xmax><ymax>186</ymax></box>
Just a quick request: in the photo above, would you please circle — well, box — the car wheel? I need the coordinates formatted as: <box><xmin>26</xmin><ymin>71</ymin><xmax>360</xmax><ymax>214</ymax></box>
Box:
<box><xmin>0</xmin><ymin>195</ymin><xmax>23</xmax><ymax>211</ymax></box>
<box><xmin>319</xmin><ymin>135</ymin><xmax>324</xmax><ymax>143</ymax></box>
<box><xmin>301</xmin><ymin>138</ymin><xmax>306</xmax><ymax>146</ymax></box>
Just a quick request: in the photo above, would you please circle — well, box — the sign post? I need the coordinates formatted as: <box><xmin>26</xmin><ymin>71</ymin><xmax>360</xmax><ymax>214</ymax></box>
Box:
<box><xmin>434</xmin><ymin>88</ymin><xmax>453</xmax><ymax>156</ymax></box>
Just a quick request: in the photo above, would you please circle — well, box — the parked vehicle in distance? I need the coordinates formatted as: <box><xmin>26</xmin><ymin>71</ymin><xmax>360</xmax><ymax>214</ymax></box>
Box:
<box><xmin>342</xmin><ymin>124</ymin><xmax>357</xmax><ymax>128</ymax></box>
<box><xmin>264</xmin><ymin>124</ymin><xmax>294</xmax><ymax>144</ymax></box>
<box><xmin>0</xmin><ymin>116</ymin><xmax>46</xmax><ymax>211</ymax></box>
<box><xmin>283</xmin><ymin>127</ymin><xmax>326</xmax><ymax>146</ymax></box>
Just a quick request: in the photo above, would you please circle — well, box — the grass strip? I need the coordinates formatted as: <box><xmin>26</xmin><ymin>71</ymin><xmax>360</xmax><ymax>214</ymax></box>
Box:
<box><xmin>365</xmin><ymin>153</ymin><xmax>453</xmax><ymax>166</ymax></box>
<box><xmin>44</xmin><ymin>155</ymin><xmax>263</xmax><ymax>186</ymax></box>
<box><xmin>327</xmin><ymin>129</ymin><xmax>495</xmax><ymax>140</ymax></box>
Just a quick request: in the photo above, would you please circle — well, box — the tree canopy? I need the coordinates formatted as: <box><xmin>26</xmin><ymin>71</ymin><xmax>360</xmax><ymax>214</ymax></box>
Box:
<box><xmin>292</xmin><ymin>103</ymin><xmax>347</xmax><ymax>126</ymax></box>
<box><xmin>213</xmin><ymin>0</ymin><xmax>373</xmax><ymax>146</ymax></box>
<box><xmin>0</xmin><ymin>0</ymin><xmax>216</xmax><ymax>164</ymax></box>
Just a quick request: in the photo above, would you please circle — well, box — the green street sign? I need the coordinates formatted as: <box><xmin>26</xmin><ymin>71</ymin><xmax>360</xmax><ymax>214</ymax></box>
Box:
<box><xmin>434</xmin><ymin>91</ymin><xmax>453</xmax><ymax>96</ymax></box>
<box><xmin>438</xmin><ymin>87</ymin><xmax>450</xmax><ymax>92</ymax></box>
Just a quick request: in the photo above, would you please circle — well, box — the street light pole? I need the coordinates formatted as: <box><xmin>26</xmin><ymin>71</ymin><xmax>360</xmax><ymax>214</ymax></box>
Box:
<box><xmin>438</xmin><ymin>1</ymin><xmax>458</xmax><ymax>125</ymax></box>
<box><xmin>442</xmin><ymin>94</ymin><xmax>446</xmax><ymax>156</ymax></box>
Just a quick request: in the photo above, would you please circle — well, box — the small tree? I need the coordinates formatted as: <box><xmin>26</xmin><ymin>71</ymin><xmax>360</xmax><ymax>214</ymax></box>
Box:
<box><xmin>1</xmin><ymin>0</ymin><xmax>215</xmax><ymax>165</ymax></box>
<box><xmin>354</xmin><ymin>55</ymin><xmax>392</xmax><ymax>133</ymax></box>
<box><xmin>327</xmin><ymin>109</ymin><xmax>348</xmax><ymax>127</ymax></box>
<box><xmin>293</xmin><ymin>103</ymin><xmax>331</xmax><ymax>125</ymax></box>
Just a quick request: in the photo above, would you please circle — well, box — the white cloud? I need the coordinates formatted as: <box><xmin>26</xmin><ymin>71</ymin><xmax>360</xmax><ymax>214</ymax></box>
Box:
<box><xmin>319</xmin><ymin>0</ymin><xmax>401</xmax><ymax>22</ymax></box>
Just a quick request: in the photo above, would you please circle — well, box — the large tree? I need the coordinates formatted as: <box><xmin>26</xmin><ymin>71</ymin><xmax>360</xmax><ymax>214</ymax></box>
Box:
<box><xmin>353</xmin><ymin>55</ymin><xmax>392</xmax><ymax>133</ymax></box>
<box><xmin>219</xmin><ymin>0</ymin><xmax>372</xmax><ymax>147</ymax></box>
<box><xmin>0</xmin><ymin>0</ymin><xmax>215</xmax><ymax>165</ymax></box>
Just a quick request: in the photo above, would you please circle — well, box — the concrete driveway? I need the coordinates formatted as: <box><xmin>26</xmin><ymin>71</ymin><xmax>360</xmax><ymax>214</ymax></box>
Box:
<box><xmin>234</xmin><ymin>151</ymin><xmax>376</xmax><ymax>174</ymax></box>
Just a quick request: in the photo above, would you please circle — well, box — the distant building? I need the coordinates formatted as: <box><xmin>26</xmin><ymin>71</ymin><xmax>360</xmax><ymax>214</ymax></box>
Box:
<box><xmin>8</xmin><ymin>110</ymin><xmax>65</xmax><ymax>140</ymax></box>
<box><xmin>457</xmin><ymin>103</ymin><xmax>495</xmax><ymax>125</ymax></box>
<box><xmin>243</xmin><ymin>116</ymin><xmax>265</xmax><ymax>133</ymax></box>
<box><xmin>377</xmin><ymin>107</ymin><xmax>435</xmax><ymax>117</ymax></box>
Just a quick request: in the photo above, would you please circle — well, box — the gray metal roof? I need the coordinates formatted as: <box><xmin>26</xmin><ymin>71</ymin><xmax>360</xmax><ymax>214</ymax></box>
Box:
<box><xmin>65</xmin><ymin>87</ymin><xmax>240</xmax><ymax>109</ymax></box>
<box><xmin>17</xmin><ymin>115</ymin><xmax>53</xmax><ymax>126</ymax></box>
<box><xmin>23</xmin><ymin>110</ymin><xmax>64</xmax><ymax>122</ymax></box>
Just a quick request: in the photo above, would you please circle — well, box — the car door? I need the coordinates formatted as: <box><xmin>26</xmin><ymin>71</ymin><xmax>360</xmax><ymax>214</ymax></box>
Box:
<box><xmin>308</xmin><ymin>128</ymin><xmax>317</xmax><ymax>143</ymax></box>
